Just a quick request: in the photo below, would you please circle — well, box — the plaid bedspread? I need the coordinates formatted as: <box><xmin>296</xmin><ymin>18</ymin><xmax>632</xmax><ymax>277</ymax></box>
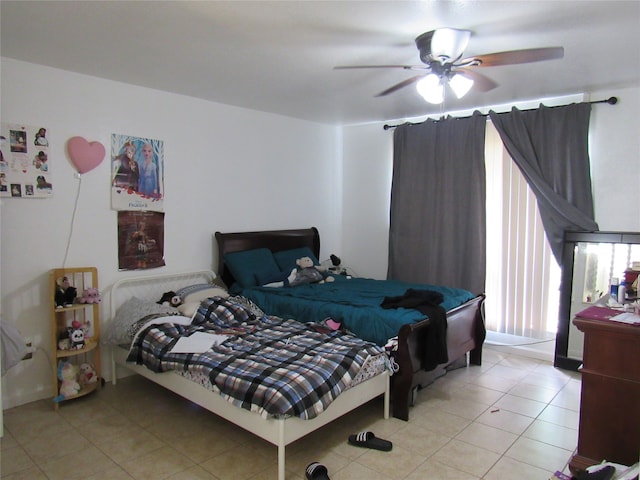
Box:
<box><xmin>127</xmin><ymin>297</ymin><xmax>387</xmax><ymax>419</ymax></box>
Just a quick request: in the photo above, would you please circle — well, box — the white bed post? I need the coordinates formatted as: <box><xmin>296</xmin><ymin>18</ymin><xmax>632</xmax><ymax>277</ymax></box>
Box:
<box><xmin>384</xmin><ymin>375</ymin><xmax>390</xmax><ymax>419</ymax></box>
<box><xmin>111</xmin><ymin>347</ymin><xmax>118</xmax><ymax>385</ymax></box>
<box><xmin>277</xmin><ymin>419</ymin><xmax>286</xmax><ymax>480</ymax></box>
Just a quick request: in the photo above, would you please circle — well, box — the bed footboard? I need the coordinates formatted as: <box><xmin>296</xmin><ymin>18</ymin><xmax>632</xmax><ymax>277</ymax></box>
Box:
<box><xmin>391</xmin><ymin>294</ymin><xmax>485</xmax><ymax>421</ymax></box>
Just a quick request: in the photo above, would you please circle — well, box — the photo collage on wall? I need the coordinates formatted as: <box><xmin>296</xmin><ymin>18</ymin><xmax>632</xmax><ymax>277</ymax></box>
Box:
<box><xmin>0</xmin><ymin>123</ymin><xmax>52</xmax><ymax>198</ymax></box>
<box><xmin>112</xmin><ymin>134</ymin><xmax>166</xmax><ymax>270</ymax></box>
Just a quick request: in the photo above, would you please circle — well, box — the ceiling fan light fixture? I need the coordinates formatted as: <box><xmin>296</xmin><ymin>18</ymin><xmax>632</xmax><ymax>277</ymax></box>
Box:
<box><xmin>449</xmin><ymin>73</ymin><xmax>474</xmax><ymax>98</ymax></box>
<box><xmin>416</xmin><ymin>73</ymin><xmax>444</xmax><ymax>104</ymax></box>
<box><xmin>431</xmin><ymin>28</ymin><xmax>471</xmax><ymax>62</ymax></box>
<box><xmin>337</xmin><ymin>27</ymin><xmax>562</xmax><ymax>101</ymax></box>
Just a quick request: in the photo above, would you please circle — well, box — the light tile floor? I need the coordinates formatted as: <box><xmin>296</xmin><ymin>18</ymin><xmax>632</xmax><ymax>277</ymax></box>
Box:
<box><xmin>1</xmin><ymin>346</ymin><xmax>581</xmax><ymax>479</ymax></box>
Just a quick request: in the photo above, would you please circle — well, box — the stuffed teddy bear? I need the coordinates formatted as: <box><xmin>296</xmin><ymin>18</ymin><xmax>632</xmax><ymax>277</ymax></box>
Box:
<box><xmin>157</xmin><ymin>291</ymin><xmax>182</xmax><ymax>307</ymax></box>
<box><xmin>54</xmin><ymin>361</ymin><xmax>80</xmax><ymax>402</ymax></box>
<box><xmin>76</xmin><ymin>288</ymin><xmax>101</xmax><ymax>304</ymax></box>
<box><xmin>78</xmin><ymin>363</ymin><xmax>98</xmax><ymax>386</ymax></box>
<box><xmin>54</xmin><ymin>276</ymin><xmax>77</xmax><ymax>307</ymax></box>
<box><xmin>288</xmin><ymin>256</ymin><xmax>335</xmax><ymax>287</ymax></box>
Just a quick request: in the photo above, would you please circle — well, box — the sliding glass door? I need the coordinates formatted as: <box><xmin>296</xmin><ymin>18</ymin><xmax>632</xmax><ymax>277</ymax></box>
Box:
<box><xmin>484</xmin><ymin>123</ymin><xmax>561</xmax><ymax>339</ymax></box>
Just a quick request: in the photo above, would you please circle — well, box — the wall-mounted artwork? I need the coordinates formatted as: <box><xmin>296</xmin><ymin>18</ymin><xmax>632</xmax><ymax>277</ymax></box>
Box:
<box><xmin>0</xmin><ymin>123</ymin><xmax>52</xmax><ymax>198</ymax></box>
<box><xmin>111</xmin><ymin>134</ymin><xmax>164</xmax><ymax>211</ymax></box>
<box><xmin>117</xmin><ymin>211</ymin><xmax>165</xmax><ymax>270</ymax></box>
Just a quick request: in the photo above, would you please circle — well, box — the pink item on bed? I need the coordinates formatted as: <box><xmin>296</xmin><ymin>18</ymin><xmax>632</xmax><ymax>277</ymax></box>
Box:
<box><xmin>325</xmin><ymin>319</ymin><xmax>341</xmax><ymax>330</ymax></box>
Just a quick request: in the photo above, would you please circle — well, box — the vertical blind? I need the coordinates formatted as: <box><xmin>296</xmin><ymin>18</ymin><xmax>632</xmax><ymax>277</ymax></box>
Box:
<box><xmin>485</xmin><ymin>123</ymin><xmax>561</xmax><ymax>338</ymax></box>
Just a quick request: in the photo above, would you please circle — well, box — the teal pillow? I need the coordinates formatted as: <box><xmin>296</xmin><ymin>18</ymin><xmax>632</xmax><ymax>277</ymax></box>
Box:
<box><xmin>255</xmin><ymin>270</ymin><xmax>290</xmax><ymax>286</ymax></box>
<box><xmin>274</xmin><ymin>247</ymin><xmax>320</xmax><ymax>273</ymax></box>
<box><xmin>224</xmin><ymin>248</ymin><xmax>279</xmax><ymax>289</ymax></box>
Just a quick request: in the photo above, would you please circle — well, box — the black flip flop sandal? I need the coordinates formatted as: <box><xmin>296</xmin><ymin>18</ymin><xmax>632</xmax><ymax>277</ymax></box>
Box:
<box><xmin>306</xmin><ymin>462</ymin><xmax>331</xmax><ymax>480</ymax></box>
<box><xmin>574</xmin><ymin>465</ymin><xmax>616</xmax><ymax>480</ymax></box>
<box><xmin>347</xmin><ymin>431</ymin><xmax>393</xmax><ymax>451</ymax></box>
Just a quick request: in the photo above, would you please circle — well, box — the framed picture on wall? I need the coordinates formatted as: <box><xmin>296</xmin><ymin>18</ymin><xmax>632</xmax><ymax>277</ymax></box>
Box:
<box><xmin>117</xmin><ymin>211</ymin><xmax>166</xmax><ymax>270</ymax></box>
<box><xmin>111</xmin><ymin>133</ymin><xmax>164</xmax><ymax>211</ymax></box>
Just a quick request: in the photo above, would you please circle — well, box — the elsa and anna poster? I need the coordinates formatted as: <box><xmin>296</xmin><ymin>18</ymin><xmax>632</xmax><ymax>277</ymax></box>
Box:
<box><xmin>112</xmin><ymin>134</ymin><xmax>166</xmax><ymax>270</ymax></box>
<box><xmin>111</xmin><ymin>134</ymin><xmax>164</xmax><ymax>211</ymax></box>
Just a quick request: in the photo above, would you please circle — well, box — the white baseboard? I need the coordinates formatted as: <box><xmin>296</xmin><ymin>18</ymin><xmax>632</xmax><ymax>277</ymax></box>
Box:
<box><xmin>485</xmin><ymin>331</ymin><xmax>555</xmax><ymax>362</ymax></box>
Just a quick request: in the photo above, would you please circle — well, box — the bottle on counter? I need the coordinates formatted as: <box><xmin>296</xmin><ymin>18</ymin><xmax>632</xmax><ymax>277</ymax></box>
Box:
<box><xmin>618</xmin><ymin>281</ymin><xmax>627</xmax><ymax>303</ymax></box>
<box><xmin>610</xmin><ymin>277</ymin><xmax>619</xmax><ymax>305</ymax></box>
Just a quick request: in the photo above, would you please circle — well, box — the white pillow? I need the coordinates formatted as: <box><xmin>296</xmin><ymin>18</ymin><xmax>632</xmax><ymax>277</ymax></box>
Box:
<box><xmin>183</xmin><ymin>287</ymin><xmax>228</xmax><ymax>304</ymax></box>
<box><xmin>175</xmin><ymin>286</ymin><xmax>229</xmax><ymax>318</ymax></box>
<box><xmin>177</xmin><ymin>301</ymin><xmax>200</xmax><ymax>318</ymax></box>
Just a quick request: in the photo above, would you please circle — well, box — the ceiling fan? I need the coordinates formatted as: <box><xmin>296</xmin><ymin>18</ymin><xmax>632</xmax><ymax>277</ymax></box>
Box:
<box><xmin>334</xmin><ymin>28</ymin><xmax>564</xmax><ymax>104</ymax></box>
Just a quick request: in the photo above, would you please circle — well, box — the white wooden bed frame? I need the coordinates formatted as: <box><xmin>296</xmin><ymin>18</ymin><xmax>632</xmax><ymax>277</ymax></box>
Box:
<box><xmin>109</xmin><ymin>270</ymin><xmax>390</xmax><ymax>480</ymax></box>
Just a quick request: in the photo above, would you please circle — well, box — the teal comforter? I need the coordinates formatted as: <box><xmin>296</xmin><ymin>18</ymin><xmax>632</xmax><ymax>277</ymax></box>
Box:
<box><xmin>242</xmin><ymin>277</ymin><xmax>475</xmax><ymax>346</ymax></box>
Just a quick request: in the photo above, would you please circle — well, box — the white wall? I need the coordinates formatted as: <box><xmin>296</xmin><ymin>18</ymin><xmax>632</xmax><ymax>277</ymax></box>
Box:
<box><xmin>0</xmin><ymin>58</ymin><xmax>341</xmax><ymax>408</ymax></box>
<box><xmin>341</xmin><ymin>124</ymin><xmax>393</xmax><ymax>279</ymax></box>
<box><xmin>588</xmin><ymin>86</ymin><xmax>640</xmax><ymax>231</ymax></box>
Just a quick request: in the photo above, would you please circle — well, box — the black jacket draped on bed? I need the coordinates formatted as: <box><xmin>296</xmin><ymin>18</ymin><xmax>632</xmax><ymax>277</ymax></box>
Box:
<box><xmin>381</xmin><ymin>289</ymin><xmax>448</xmax><ymax>370</ymax></box>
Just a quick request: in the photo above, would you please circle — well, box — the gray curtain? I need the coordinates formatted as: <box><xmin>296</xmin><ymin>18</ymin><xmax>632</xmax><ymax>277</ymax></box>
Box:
<box><xmin>489</xmin><ymin>103</ymin><xmax>598</xmax><ymax>264</ymax></box>
<box><xmin>388</xmin><ymin>111</ymin><xmax>486</xmax><ymax>295</ymax></box>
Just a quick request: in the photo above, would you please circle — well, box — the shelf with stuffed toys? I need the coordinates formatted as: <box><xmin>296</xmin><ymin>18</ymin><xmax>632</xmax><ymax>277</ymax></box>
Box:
<box><xmin>49</xmin><ymin>267</ymin><xmax>103</xmax><ymax>409</ymax></box>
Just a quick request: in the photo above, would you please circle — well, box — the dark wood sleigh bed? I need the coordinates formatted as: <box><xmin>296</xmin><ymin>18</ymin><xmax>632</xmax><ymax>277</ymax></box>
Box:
<box><xmin>215</xmin><ymin>227</ymin><xmax>486</xmax><ymax>421</ymax></box>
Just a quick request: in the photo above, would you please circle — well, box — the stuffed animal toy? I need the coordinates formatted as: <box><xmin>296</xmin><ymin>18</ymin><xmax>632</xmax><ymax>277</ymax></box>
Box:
<box><xmin>54</xmin><ymin>361</ymin><xmax>80</xmax><ymax>402</ymax></box>
<box><xmin>54</xmin><ymin>276</ymin><xmax>77</xmax><ymax>307</ymax></box>
<box><xmin>76</xmin><ymin>288</ymin><xmax>101</xmax><ymax>304</ymax></box>
<box><xmin>58</xmin><ymin>319</ymin><xmax>89</xmax><ymax>350</ymax></box>
<box><xmin>157</xmin><ymin>291</ymin><xmax>182</xmax><ymax>307</ymax></box>
<box><xmin>78</xmin><ymin>363</ymin><xmax>98</xmax><ymax>386</ymax></box>
<box><xmin>288</xmin><ymin>257</ymin><xmax>335</xmax><ymax>287</ymax></box>
<box><xmin>58</xmin><ymin>337</ymin><xmax>71</xmax><ymax>351</ymax></box>
<box><xmin>67</xmin><ymin>320</ymin><xmax>87</xmax><ymax>350</ymax></box>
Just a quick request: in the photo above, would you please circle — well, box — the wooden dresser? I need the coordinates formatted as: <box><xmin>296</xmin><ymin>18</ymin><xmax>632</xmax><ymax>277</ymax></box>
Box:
<box><xmin>570</xmin><ymin>317</ymin><xmax>640</xmax><ymax>472</ymax></box>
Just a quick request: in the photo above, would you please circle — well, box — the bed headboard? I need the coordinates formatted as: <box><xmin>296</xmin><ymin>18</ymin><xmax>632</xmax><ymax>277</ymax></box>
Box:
<box><xmin>110</xmin><ymin>270</ymin><xmax>216</xmax><ymax>319</ymax></box>
<box><xmin>214</xmin><ymin>227</ymin><xmax>320</xmax><ymax>288</ymax></box>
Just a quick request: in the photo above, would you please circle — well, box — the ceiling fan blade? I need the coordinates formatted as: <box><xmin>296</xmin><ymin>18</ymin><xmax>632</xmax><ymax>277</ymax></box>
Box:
<box><xmin>455</xmin><ymin>68</ymin><xmax>498</xmax><ymax>92</ymax></box>
<box><xmin>375</xmin><ymin>75</ymin><xmax>424</xmax><ymax>97</ymax></box>
<box><xmin>462</xmin><ymin>47</ymin><xmax>564</xmax><ymax>67</ymax></box>
<box><xmin>333</xmin><ymin>65</ymin><xmax>424</xmax><ymax>70</ymax></box>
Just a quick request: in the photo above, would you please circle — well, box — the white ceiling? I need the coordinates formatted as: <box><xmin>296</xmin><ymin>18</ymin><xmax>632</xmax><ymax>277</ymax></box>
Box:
<box><xmin>2</xmin><ymin>1</ymin><xmax>639</xmax><ymax>125</ymax></box>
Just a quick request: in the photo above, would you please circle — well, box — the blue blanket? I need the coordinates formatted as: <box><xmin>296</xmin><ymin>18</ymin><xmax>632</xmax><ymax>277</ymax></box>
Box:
<box><xmin>242</xmin><ymin>277</ymin><xmax>475</xmax><ymax>346</ymax></box>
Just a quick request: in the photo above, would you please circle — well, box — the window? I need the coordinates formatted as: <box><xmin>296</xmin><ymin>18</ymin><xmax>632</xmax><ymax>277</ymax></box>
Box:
<box><xmin>484</xmin><ymin>122</ymin><xmax>561</xmax><ymax>338</ymax></box>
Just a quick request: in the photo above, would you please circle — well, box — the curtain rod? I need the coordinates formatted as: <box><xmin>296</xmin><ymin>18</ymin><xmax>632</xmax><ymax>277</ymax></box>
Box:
<box><xmin>382</xmin><ymin>96</ymin><xmax>618</xmax><ymax>130</ymax></box>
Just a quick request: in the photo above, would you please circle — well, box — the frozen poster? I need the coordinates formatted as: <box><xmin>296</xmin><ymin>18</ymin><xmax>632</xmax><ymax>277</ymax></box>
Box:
<box><xmin>0</xmin><ymin>123</ymin><xmax>52</xmax><ymax>198</ymax></box>
<box><xmin>117</xmin><ymin>211</ymin><xmax>165</xmax><ymax>270</ymax></box>
<box><xmin>111</xmin><ymin>134</ymin><xmax>164</xmax><ymax>211</ymax></box>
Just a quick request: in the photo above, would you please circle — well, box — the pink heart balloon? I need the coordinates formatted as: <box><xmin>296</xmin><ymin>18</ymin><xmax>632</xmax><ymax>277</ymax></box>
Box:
<box><xmin>67</xmin><ymin>136</ymin><xmax>105</xmax><ymax>174</ymax></box>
